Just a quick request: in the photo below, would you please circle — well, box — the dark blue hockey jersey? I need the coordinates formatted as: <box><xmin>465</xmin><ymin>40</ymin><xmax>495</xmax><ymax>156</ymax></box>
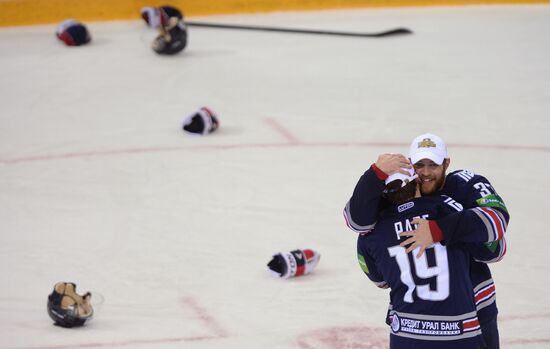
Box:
<box><xmin>440</xmin><ymin>170</ymin><xmax>508</xmax><ymax>324</ymax></box>
<box><xmin>357</xmin><ymin>195</ymin><xmax>489</xmax><ymax>348</ymax></box>
<box><xmin>345</xmin><ymin>167</ymin><xmax>509</xmax><ymax>326</ymax></box>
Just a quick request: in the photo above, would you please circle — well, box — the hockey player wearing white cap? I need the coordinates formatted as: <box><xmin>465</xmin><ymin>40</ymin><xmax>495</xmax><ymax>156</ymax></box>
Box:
<box><xmin>409</xmin><ymin>133</ymin><xmax>450</xmax><ymax>196</ymax></box>
<box><xmin>358</xmin><ymin>169</ymin><xmax>504</xmax><ymax>348</ymax></box>
<box><xmin>344</xmin><ymin>133</ymin><xmax>509</xmax><ymax>349</ymax></box>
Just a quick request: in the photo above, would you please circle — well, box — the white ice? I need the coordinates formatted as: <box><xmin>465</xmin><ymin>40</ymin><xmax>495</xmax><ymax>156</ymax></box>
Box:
<box><xmin>1</xmin><ymin>5</ymin><xmax>550</xmax><ymax>349</ymax></box>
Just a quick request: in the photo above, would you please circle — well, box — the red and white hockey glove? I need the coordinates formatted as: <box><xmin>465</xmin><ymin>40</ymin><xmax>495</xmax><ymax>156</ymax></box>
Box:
<box><xmin>267</xmin><ymin>249</ymin><xmax>320</xmax><ymax>278</ymax></box>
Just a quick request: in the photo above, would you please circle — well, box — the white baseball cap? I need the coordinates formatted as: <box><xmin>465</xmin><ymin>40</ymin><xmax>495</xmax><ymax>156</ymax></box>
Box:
<box><xmin>385</xmin><ymin>168</ymin><xmax>418</xmax><ymax>186</ymax></box>
<box><xmin>409</xmin><ymin>133</ymin><xmax>448</xmax><ymax>165</ymax></box>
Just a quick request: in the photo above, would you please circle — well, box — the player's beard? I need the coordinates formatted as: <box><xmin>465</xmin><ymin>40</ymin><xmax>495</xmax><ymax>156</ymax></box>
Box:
<box><xmin>418</xmin><ymin>174</ymin><xmax>445</xmax><ymax>195</ymax></box>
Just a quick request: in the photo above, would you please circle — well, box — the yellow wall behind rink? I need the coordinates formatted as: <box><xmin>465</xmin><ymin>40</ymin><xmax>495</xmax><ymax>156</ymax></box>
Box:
<box><xmin>1</xmin><ymin>0</ymin><xmax>548</xmax><ymax>26</ymax></box>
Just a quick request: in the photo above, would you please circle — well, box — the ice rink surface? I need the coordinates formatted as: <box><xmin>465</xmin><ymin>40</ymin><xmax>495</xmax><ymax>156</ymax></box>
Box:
<box><xmin>1</xmin><ymin>4</ymin><xmax>550</xmax><ymax>348</ymax></box>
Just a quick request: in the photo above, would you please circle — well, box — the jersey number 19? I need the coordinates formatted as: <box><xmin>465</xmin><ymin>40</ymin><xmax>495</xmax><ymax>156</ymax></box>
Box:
<box><xmin>387</xmin><ymin>244</ymin><xmax>450</xmax><ymax>303</ymax></box>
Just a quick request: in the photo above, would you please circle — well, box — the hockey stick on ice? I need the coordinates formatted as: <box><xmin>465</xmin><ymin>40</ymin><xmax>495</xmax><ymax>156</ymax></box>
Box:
<box><xmin>186</xmin><ymin>21</ymin><xmax>412</xmax><ymax>38</ymax></box>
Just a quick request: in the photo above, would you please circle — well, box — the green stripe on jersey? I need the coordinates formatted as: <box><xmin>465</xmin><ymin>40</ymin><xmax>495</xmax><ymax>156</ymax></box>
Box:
<box><xmin>485</xmin><ymin>241</ymin><xmax>499</xmax><ymax>253</ymax></box>
<box><xmin>358</xmin><ymin>254</ymin><xmax>369</xmax><ymax>274</ymax></box>
<box><xmin>476</xmin><ymin>194</ymin><xmax>508</xmax><ymax>212</ymax></box>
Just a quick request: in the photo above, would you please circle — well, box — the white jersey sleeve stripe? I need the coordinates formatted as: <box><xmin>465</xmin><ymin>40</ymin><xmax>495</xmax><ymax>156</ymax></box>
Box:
<box><xmin>471</xmin><ymin>208</ymin><xmax>497</xmax><ymax>242</ymax></box>
<box><xmin>480</xmin><ymin>207</ymin><xmax>507</xmax><ymax>240</ymax></box>
<box><xmin>343</xmin><ymin>200</ymin><xmax>376</xmax><ymax>233</ymax></box>
<box><xmin>473</xmin><ymin>207</ymin><xmax>507</xmax><ymax>241</ymax></box>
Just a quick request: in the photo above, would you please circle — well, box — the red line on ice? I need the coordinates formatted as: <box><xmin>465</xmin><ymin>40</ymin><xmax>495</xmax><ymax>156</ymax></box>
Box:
<box><xmin>264</xmin><ymin>117</ymin><xmax>300</xmax><ymax>143</ymax></box>
<box><xmin>0</xmin><ymin>141</ymin><xmax>548</xmax><ymax>165</ymax></box>
<box><xmin>181</xmin><ymin>296</ymin><xmax>227</xmax><ymax>338</ymax></box>
<box><xmin>5</xmin><ymin>335</ymin><xmax>219</xmax><ymax>349</ymax></box>
<box><xmin>5</xmin><ymin>298</ymin><xmax>227</xmax><ymax>349</ymax></box>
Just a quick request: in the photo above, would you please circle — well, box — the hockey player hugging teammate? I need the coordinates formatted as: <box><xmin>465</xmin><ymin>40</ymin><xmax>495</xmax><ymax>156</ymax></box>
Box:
<box><xmin>345</xmin><ymin>133</ymin><xmax>509</xmax><ymax>349</ymax></box>
<box><xmin>357</xmin><ymin>169</ymin><xmax>505</xmax><ymax>348</ymax></box>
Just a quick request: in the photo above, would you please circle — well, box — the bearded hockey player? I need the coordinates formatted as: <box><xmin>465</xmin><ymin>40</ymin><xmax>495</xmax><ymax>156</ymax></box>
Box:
<box><xmin>345</xmin><ymin>133</ymin><xmax>508</xmax><ymax>348</ymax></box>
<box><xmin>47</xmin><ymin>282</ymin><xmax>93</xmax><ymax>328</ymax></box>
<box><xmin>357</xmin><ymin>169</ymin><xmax>506</xmax><ymax>348</ymax></box>
<box><xmin>55</xmin><ymin>19</ymin><xmax>91</xmax><ymax>46</ymax></box>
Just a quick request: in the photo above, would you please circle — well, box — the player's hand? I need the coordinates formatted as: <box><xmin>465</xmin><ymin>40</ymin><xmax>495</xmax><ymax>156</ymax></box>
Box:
<box><xmin>375</xmin><ymin>153</ymin><xmax>412</xmax><ymax>176</ymax></box>
<box><xmin>399</xmin><ymin>218</ymin><xmax>434</xmax><ymax>258</ymax></box>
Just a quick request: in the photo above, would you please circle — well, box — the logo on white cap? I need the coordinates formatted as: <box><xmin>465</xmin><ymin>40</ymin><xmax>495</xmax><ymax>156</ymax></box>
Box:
<box><xmin>409</xmin><ymin>133</ymin><xmax>448</xmax><ymax>165</ymax></box>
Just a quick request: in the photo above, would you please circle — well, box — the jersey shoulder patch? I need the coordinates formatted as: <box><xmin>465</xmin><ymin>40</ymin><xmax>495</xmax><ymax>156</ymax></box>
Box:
<box><xmin>476</xmin><ymin>194</ymin><xmax>508</xmax><ymax>212</ymax></box>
